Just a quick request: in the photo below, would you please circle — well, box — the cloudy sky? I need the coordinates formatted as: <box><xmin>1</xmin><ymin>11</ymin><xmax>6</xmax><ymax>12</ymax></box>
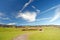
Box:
<box><xmin>0</xmin><ymin>0</ymin><xmax>60</xmax><ymax>26</ymax></box>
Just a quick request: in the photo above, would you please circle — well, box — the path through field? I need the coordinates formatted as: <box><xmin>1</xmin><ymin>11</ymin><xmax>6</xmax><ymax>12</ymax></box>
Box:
<box><xmin>13</xmin><ymin>33</ymin><xmax>29</xmax><ymax>40</ymax></box>
<box><xmin>12</xmin><ymin>31</ymin><xmax>35</xmax><ymax>40</ymax></box>
<box><xmin>12</xmin><ymin>31</ymin><xmax>40</xmax><ymax>40</ymax></box>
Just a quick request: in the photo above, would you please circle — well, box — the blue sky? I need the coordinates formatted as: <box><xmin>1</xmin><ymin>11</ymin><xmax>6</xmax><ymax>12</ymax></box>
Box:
<box><xmin>0</xmin><ymin>0</ymin><xmax>60</xmax><ymax>26</ymax></box>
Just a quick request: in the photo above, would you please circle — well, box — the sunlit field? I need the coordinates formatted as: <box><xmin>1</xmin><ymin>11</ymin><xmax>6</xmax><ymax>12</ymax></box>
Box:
<box><xmin>0</xmin><ymin>27</ymin><xmax>60</xmax><ymax>40</ymax></box>
<box><xmin>0</xmin><ymin>27</ymin><xmax>25</xmax><ymax>40</ymax></box>
<box><xmin>29</xmin><ymin>27</ymin><xmax>60</xmax><ymax>40</ymax></box>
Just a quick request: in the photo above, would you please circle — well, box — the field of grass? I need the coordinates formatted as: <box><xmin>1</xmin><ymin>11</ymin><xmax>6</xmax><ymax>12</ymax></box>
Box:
<box><xmin>0</xmin><ymin>27</ymin><xmax>60</xmax><ymax>40</ymax></box>
<box><xmin>0</xmin><ymin>27</ymin><xmax>26</xmax><ymax>40</ymax></box>
<box><xmin>29</xmin><ymin>27</ymin><xmax>60</xmax><ymax>40</ymax></box>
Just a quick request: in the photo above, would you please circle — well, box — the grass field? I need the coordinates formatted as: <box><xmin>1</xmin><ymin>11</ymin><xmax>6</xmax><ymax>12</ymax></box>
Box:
<box><xmin>29</xmin><ymin>27</ymin><xmax>60</xmax><ymax>40</ymax></box>
<box><xmin>0</xmin><ymin>27</ymin><xmax>26</xmax><ymax>40</ymax></box>
<box><xmin>0</xmin><ymin>27</ymin><xmax>60</xmax><ymax>40</ymax></box>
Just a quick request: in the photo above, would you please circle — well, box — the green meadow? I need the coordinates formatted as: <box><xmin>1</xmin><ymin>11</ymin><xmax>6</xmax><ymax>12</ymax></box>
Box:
<box><xmin>29</xmin><ymin>27</ymin><xmax>60</xmax><ymax>40</ymax></box>
<box><xmin>0</xmin><ymin>27</ymin><xmax>60</xmax><ymax>40</ymax></box>
<box><xmin>0</xmin><ymin>27</ymin><xmax>25</xmax><ymax>40</ymax></box>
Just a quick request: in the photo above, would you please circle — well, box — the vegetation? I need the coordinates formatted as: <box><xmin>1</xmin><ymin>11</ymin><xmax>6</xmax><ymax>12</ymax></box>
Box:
<box><xmin>0</xmin><ymin>27</ymin><xmax>25</xmax><ymax>40</ymax></box>
<box><xmin>29</xmin><ymin>27</ymin><xmax>60</xmax><ymax>40</ymax></box>
<box><xmin>0</xmin><ymin>25</ymin><xmax>60</xmax><ymax>40</ymax></box>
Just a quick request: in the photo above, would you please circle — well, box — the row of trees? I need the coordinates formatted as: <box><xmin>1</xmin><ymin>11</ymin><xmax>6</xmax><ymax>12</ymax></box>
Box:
<box><xmin>0</xmin><ymin>24</ymin><xmax>60</xmax><ymax>28</ymax></box>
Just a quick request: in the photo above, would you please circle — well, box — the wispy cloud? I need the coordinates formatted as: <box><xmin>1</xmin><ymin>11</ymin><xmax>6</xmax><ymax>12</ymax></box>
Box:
<box><xmin>0</xmin><ymin>12</ymin><xmax>11</xmax><ymax>20</ymax></box>
<box><xmin>41</xmin><ymin>4</ymin><xmax>60</xmax><ymax>14</ymax></box>
<box><xmin>32</xmin><ymin>6</ymin><xmax>40</xmax><ymax>13</ymax></box>
<box><xmin>0</xmin><ymin>13</ymin><xmax>3</xmax><ymax>16</ymax></box>
<box><xmin>17</xmin><ymin>11</ymin><xmax>37</xmax><ymax>22</ymax></box>
<box><xmin>20</xmin><ymin>0</ymin><xmax>33</xmax><ymax>12</ymax></box>
<box><xmin>16</xmin><ymin>0</ymin><xmax>41</xmax><ymax>22</ymax></box>
<box><xmin>0</xmin><ymin>12</ymin><xmax>4</xmax><ymax>17</ymax></box>
<box><xmin>2</xmin><ymin>17</ymin><xmax>10</xmax><ymax>20</ymax></box>
<box><xmin>50</xmin><ymin>6</ymin><xmax>60</xmax><ymax>22</ymax></box>
<box><xmin>36</xmin><ymin>17</ymin><xmax>51</xmax><ymax>21</ymax></box>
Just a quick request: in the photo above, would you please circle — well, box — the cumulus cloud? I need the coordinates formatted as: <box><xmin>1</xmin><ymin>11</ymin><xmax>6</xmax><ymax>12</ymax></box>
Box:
<box><xmin>20</xmin><ymin>0</ymin><xmax>33</xmax><ymax>12</ymax></box>
<box><xmin>17</xmin><ymin>0</ymin><xmax>41</xmax><ymax>22</ymax></box>
<box><xmin>50</xmin><ymin>6</ymin><xmax>60</xmax><ymax>22</ymax></box>
<box><xmin>17</xmin><ymin>11</ymin><xmax>37</xmax><ymax>22</ymax></box>
<box><xmin>7</xmin><ymin>23</ymin><xmax>16</xmax><ymax>25</ymax></box>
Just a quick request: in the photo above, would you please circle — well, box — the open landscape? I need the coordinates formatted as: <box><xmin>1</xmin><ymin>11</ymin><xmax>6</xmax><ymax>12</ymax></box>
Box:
<box><xmin>0</xmin><ymin>0</ymin><xmax>60</xmax><ymax>40</ymax></box>
<box><xmin>0</xmin><ymin>25</ymin><xmax>60</xmax><ymax>40</ymax></box>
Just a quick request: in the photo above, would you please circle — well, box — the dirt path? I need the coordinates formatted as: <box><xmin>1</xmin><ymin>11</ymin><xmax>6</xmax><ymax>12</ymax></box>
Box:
<box><xmin>13</xmin><ymin>33</ymin><xmax>29</xmax><ymax>40</ymax></box>
<box><xmin>12</xmin><ymin>31</ymin><xmax>38</xmax><ymax>40</ymax></box>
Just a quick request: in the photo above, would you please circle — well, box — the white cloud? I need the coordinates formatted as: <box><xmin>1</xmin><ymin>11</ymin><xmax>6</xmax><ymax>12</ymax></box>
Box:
<box><xmin>50</xmin><ymin>14</ymin><xmax>60</xmax><ymax>22</ymax></box>
<box><xmin>0</xmin><ymin>12</ymin><xmax>11</xmax><ymax>20</ymax></box>
<box><xmin>41</xmin><ymin>4</ymin><xmax>60</xmax><ymax>14</ymax></box>
<box><xmin>36</xmin><ymin>17</ymin><xmax>51</xmax><ymax>21</ymax></box>
<box><xmin>32</xmin><ymin>6</ymin><xmax>40</xmax><ymax>13</ymax></box>
<box><xmin>0</xmin><ymin>13</ymin><xmax>4</xmax><ymax>17</ymax></box>
<box><xmin>0</xmin><ymin>16</ymin><xmax>10</xmax><ymax>20</ymax></box>
<box><xmin>0</xmin><ymin>13</ymin><xmax>3</xmax><ymax>16</ymax></box>
<box><xmin>2</xmin><ymin>17</ymin><xmax>10</xmax><ymax>20</ymax></box>
<box><xmin>7</xmin><ymin>23</ymin><xmax>16</xmax><ymax>25</ymax></box>
<box><xmin>20</xmin><ymin>0</ymin><xmax>33</xmax><ymax>12</ymax></box>
<box><xmin>17</xmin><ymin>11</ymin><xmax>37</xmax><ymax>22</ymax></box>
<box><xmin>50</xmin><ymin>6</ymin><xmax>60</xmax><ymax>22</ymax></box>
